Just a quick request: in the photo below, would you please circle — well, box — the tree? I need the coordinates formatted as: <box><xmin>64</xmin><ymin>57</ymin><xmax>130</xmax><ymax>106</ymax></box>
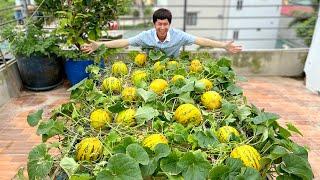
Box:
<box><xmin>290</xmin><ymin>0</ymin><xmax>319</xmax><ymax>46</ymax></box>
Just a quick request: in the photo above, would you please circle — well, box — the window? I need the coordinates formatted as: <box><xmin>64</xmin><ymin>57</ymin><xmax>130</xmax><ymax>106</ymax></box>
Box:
<box><xmin>236</xmin><ymin>0</ymin><xmax>243</xmax><ymax>10</ymax></box>
<box><xmin>233</xmin><ymin>30</ymin><xmax>239</xmax><ymax>40</ymax></box>
<box><xmin>186</xmin><ymin>12</ymin><xmax>197</xmax><ymax>25</ymax></box>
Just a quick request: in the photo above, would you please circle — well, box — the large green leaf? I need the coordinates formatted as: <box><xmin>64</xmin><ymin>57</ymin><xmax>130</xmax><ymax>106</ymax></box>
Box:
<box><xmin>126</xmin><ymin>143</ymin><xmax>149</xmax><ymax>165</ymax></box>
<box><xmin>225</xmin><ymin>158</ymin><xmax>243</xmax><ymax>172</ymax></box>
<box><xmin>217</xmin><ymin>57</ymin><xmax>232</xmax><ymax>68</ymax></box>
<box><xmin>252</xmin><ymin>112</ymin><xmax>279</xmax><ymax>125</ymax></box>
<box><xmin>36</xmin><ymin>119</ymin><xmax>64</xmax><ymax>142</ymax></box>
<box><xmin>160</xmin><ymin>151</ymin><xmax>183</xmax><ymax>175</ymax></box>
<box><xmin>178</xmin><ymin>92</ymin><xmax>195</xmax><ymax>104</ymax></box>
<box><xmin>268</xmin><ymin>146</ymin><xmax>288</xmax><ymax>160</ymax></box>
<box><xmin>112</xmin><ymin>137</ymin><xmax>135</xmax><ymax>154</ymax></box>
<box><xmin>221</xmin><ymin>101</ymin><xmax>237</xmax><ymax>116</ymax></box>
<box><xmin>135</xmin><ymin>106</ymin><xmax>159</xmax><ymax>124</ymax></box>
<box><xmin>195</xmin><ymin>130</ymin><xmax>219</xmax><ymax>148</ymax></box>
<box><xmin>286</xmin><ymin>123</ymin><xmax>303</xmax><ymax>136</ymax></box>
<box><xmin>149</xmin><ymin>49</ymin><xmax>165</xmax><ymax>61</ymax></box>
<box><xmin>154</xmin><ymin>143</ymin><xmax>171</xmax><ymax>160</ymax></box>
<box><xmin>208</xmin><ymin>165</ymin><xmax>230</xmax><ymax>180</ymax></box>
<box><xmin>27</xmin><ymin>109</ymin><xmax>43</xmax><ymax>127</ymax></box>
<box><xmin>237</xmin><ymin>167</ymin><xmax>261</xmax><ymax>180</ymax></box>
<box><xmin>108</xmin><ymin>101</ymin><xmax>126</xmax><ymax>113</ymax></box>
<box><xmin>177</xmin><ymin>151</ymin><xmax>211</xmax><ymax>180</ymax></box>
<box><xmin>141</xmin><ymin>158</ymin><xmax>158</xmax><ymax>176</ymax></box>
<box><xmin>27</xmin><ymin>144</ymin><xmax>54</xmax><ymax>180</ymax></box>
<box><xmin>227</xmin><ymin>84</ymin><xmax>243</xmax><ymax>95</ymax></box>
<box><xmin>280</xmin><ymin>154</ymin><xmax>313</xmax><ymax>180</ymax></box>
<box><xmin>96</xmin><ymin>154</ymin><xmax>143</xmax><ymax>180</ymax></box>
<box><xmin>60</xmin><ymin>157</ymin><xmax>79</xmax><ymax>178</ymax></box>
<box><xmin>137</xmin><ymin>88</ymin><xmax>157</xmax><ymax>103</ymax></box>
<box><xmin>235</xmin><ymin>106</ymin><xmax>251</xmax><ymax>121</ymax></box>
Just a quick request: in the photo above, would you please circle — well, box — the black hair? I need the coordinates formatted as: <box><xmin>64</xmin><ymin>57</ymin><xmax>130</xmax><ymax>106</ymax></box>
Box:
<box><xmin>153</xmin><ymin>8</ymin><xmax>172</xmax><ymax>24</ymax></box>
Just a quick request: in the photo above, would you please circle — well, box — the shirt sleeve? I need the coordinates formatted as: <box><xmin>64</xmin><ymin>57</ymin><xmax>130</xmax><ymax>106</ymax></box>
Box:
<box><xmin>180</xmin><ymin>31</ymin><xmax>196</xmax><ymax>46</ymax></box>
<box><xmin>128</xmin><ymin>31</ymin><xmax>147</xmax><ymax>47</ymax></box>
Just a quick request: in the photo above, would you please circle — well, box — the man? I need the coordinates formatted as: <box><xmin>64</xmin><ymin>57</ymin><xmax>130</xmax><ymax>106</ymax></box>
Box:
<box><xmin>81</xmin><ymin>8</ymin><xmax>242</xmax><ymax>57</ymax></box>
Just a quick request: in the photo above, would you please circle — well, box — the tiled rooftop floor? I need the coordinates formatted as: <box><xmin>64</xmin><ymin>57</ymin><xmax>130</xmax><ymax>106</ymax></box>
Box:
<box><xmin>0</xmin><ymin>77</ymin><xmax>319</xmax><ymax>179</ymax></box>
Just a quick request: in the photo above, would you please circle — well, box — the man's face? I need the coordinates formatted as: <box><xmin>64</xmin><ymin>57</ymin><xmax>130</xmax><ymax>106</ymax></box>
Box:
<box><xmin>154</xmin><ymin>19</ymin><xmax>170</xmax><ymax>40</ymax></box>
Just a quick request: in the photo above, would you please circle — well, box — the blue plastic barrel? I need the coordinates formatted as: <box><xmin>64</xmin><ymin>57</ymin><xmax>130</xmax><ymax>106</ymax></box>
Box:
<box><xmin>64</xmin><ymin>59</ymin><xmax>105</xmax><ymax>85</ymax></box>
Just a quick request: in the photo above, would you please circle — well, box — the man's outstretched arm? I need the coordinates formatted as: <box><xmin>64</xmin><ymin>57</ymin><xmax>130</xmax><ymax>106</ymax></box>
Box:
<box><xmin>81</xmin><ymin>39</ymin><xmax>129</xmax><ymax>54</ymax></box>
<box><xmin>194</xmin><ymin>37</ymin><xmax>242</xmax><ymax>54</ymax></box>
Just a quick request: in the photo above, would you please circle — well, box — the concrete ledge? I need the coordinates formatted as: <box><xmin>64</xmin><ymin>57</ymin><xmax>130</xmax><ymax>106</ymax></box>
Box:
<box><xmin>203</xmin><ymin>48</ymin><xmax>308</xmax><ymax>77</ymax></box>
<box><xmin>0</xmin><ymin>59</ymin><xmax>22</xmax><ymax>107</ymax></box>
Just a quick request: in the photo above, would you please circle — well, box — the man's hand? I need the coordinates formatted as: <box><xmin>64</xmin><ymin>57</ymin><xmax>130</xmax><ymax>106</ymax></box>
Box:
<box><xmin>80</xmin><ymin>40</ymin><xmax>100</xmax><ymax>54</ymax></box>
<box><xmin>224</xmin><ymin>41</ymin><xmax>242</xmax><ymax>54</ymax></box>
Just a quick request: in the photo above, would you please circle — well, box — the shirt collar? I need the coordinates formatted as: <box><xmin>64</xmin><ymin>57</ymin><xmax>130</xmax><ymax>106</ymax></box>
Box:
<box><xmin>154</xmin><ymin>29</ymin><xmax>170</xmax><ymax>43</ymax></box>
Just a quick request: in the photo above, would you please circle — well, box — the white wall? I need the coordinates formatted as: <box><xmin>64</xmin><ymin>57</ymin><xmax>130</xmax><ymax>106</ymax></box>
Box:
<box><xmin>304</xmin><ymin>7</ymin><xmax>320</xmax><ymax>93</ymax></box>
<box><xmin>227</xmin><ymin>0</ymin><xmax>282</xmax><ymax>49</ymax></box>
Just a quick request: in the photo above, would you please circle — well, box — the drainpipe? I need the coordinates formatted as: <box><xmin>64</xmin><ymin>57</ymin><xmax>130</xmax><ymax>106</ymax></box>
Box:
<box><xmin>182</xmin><ymin>0</ymin><xmax>187</xmax><ymax>51</ymax></box>
<box><xmin>304</xmin><ymin>4</ymin><xmax>320</xmax><ymax>94</ymax></box>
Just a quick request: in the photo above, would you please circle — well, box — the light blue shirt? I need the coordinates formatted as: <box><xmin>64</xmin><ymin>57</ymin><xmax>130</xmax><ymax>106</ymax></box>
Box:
<box><xmin>128</xmin><ymin>28</ymin><xmax>196</xmax><ymax>58</ymax></box>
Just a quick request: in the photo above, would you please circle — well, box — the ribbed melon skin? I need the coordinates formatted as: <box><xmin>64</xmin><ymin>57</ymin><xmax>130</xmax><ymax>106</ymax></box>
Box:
<box><xmin>174</xmin><ymin>104</ymin><xmax>202</xmax><ymax>126</ymax></box>
<box><xmin>143</xmin><ymin>134</ymin><xmax>168</xmax><ymax>150</ymax></box>
<box><xmin>230</xmin><ymin>145</ymin><xmax>261</xmax><ymax>170</ymax></box>
<box><xmin>76</xmin><ymin>137</ymin><xmax>103</xmax><ymax>161</ymax></box>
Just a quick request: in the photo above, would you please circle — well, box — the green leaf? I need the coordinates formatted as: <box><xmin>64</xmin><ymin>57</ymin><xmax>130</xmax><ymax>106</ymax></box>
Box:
<box><xmin>279</xmin><ymin>126</ymin><xmax>292</xmax><ymax>138</ymax></box>
<box><xmin>276</xmin><ymin>174</ymin><xmax>301</xmax><ymax>180</ymax></box>
<box><xmin>179</xmin><ymin>81</ymin><xmax>195</xmax><ymax>93</ymax></box>
<box><xmin>238</xmin><ymin>167</ymin><xmax>261</xmax><ymax>180</ymax></box>
<box><xmin>27</xmin><ymin>144</ymin><xmax>54</xmax><ymax>180</ymax></box>
<box><xmin>126</xmin><ymin>143</ymin><xmax>149</xmax><ymax>165</ymax></box>
<box><xmin>37</xmin><ymin>119</ymin><xmax>64</xmax><ymax>142</ymax></box>
<box><xmin>235</xmin><ymin>106</ymin><xmax>252</xmax><ymax>121</ymax></box>
<box><xmin>217</xmin><ymin>57</ymin><xmax>231</xmax><ymax>68</ymax></box>
<box><xmin>27</xmin><ymin>109</ymin><xmax>43</xmax><ymax>127</ymax></box>
<box><xmin>108</xmin><ymin>101</ymin><xmax>126</xmax><ymax>113</ymax></box>
<box><xmin>164</xmin><ymin>111</ymin><xmax>173</xmax><ymax>121</ymax></box>
<box><xmin>208</xmin><ymin>165</ymin><xmax>230</xmax><ymax>180</ymax></box>
<box><xmin>286</xmin><ymin>123</ymin><xmax>303</xmax><ymax>136</ymax></box>
<box><xmin>177</xmin><ymin>151</ymin><xmax>211</xmax><ymax>180</ymax></box>
<box><xmin>106</xmin><ymin>130</ymin><xmax>121</xmax><ymax>144</ymax></box>
<box><xmin>171</xmin><ymin>123</ymin><xmax>189</xmax><ymax>143</ymax></box>
<box><xmin>227</xmin><ymin>84</ymin><xmax>243</xmax><ymax>95</ymax></box>
<box><xmin>252</xmin><ymin>112</ymin><xmax>279</xmax><ymax>125</ymax></box>
<box><xmin>149</xmin><ymin>49</ymin><xmax>165</xmax><ymax>61</ymax></box>
<box><xmin>160</xmin><ymin>151</ymin><xmax>183</xmax><ymax>175</ymax></box>
<box><xmin>268</xmin><ymin>146</ymin><xmax>288</xmax><ymax>160</ymax></box>
<box><xmin>113</xmin><ymin>137</ymin><xmax>135</xmax><ymax>154</ymax></box>
<box><xmin>280</xmin><ymin>154</ymin><xmax>313</xmax><ymax>180</ymax></box>
<box><xmin>154</xmin><ymin>143</ymin><xmax>171</xmax><ymax>160</ymax></box>
<box><xmin>195</xmin><ymin>130</ymin><xmax>219</xmax><ymax>148</ymax></box>
<box><xmin>13</xmin><ymin>167</ymin><xmax>25</xmax><ymax>180</ymax></box>
<box><xmin>225</xmin><ymin>158</ymin><xmax>243</xmax><ymax>172</ymax></box>
<box><xmin>178</xmin><ymin>92</ymin><xmax>195</xmax><ymax>104</ymax></box>
<box><xmin>140</xmin><ymin>158</ymin><xmax>158</xmax><ymax>176</ymax></box>
<box><xmin>194</xmin><ymin>81</ymin><xmax>206</xmax><ymax>92</ymax></box>
<box><xmin>221</xmin><ymin>101</ymin><xmax>236</xmax><ymax>116</ymax></box>
<box><xmin>96</xmin><ymin>154</ymin><xmax>143</xmax><ymax>180</ymax></box>
<box><xmin>135</xmin><ymin>106</ymin><xmax>159</xmax><ymax>124</ymax></box>
<box><xmin>137</xmin><ymin>88</ymin><xmax>157</xmax><ymax>103</ymax></box>
<box><xmin>60</xmin><ymin>157</ymin><xmax>79</xmax><ymax>178</ymax></box>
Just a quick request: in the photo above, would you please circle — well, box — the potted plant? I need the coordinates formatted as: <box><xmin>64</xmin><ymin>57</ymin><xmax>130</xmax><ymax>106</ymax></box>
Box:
<box><xmin>0</xmin><ymin>23</ymin><xmax>64</xmax><ymax>91</ymax></box>
<box><xmin>45</xmin><ymin>0</ymin><xmax>132</xmax><ymax>85</ymax></box>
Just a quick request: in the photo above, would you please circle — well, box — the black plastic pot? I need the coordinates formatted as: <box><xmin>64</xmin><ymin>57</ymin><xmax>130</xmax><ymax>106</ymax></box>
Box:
<box><xmin>16</xmin><ymin>55</ymin><xmax>63</xmax><ymax>91</ymax></box>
